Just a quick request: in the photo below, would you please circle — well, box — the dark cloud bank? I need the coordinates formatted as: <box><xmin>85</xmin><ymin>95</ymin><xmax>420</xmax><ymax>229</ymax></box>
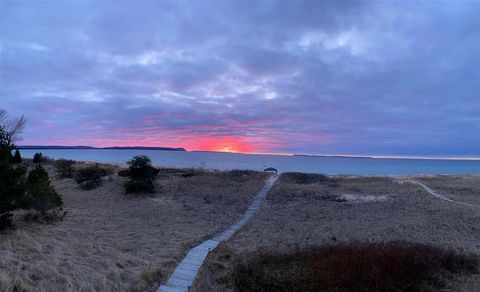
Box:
<box><xmin>1</xmin><ymin>0</ymin><xmax>479</xmax><ymax>157</ymax></box>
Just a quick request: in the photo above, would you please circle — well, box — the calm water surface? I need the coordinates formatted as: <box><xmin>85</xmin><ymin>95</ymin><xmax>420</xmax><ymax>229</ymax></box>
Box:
<box><xmin>21</xmin><ymin>149</ymin><xmax>480</xmax><ymax>175</ymax></box>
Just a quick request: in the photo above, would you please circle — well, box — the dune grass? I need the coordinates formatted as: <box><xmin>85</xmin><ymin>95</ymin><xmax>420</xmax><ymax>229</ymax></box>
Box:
<box><xmin>0</xmin><ymin>164</ymin><xmax>268</xmax><ymax>291</ymax></box>
<box><xmin>193</xmin><ymin>173</ymin><xmax>480</xmax><ymax>291</ymax></box>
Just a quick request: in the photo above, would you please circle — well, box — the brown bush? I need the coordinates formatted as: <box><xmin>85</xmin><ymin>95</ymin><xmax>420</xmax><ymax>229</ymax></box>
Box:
<box><xmin>220</xmin><ymin>170</ymin><xmax>266</xmax><ymax>183</ymax></box>
<box><xmin>281</xmin><ymin>172</ymin><xmax>331</xmax><ymax>184</ymax></box>
<box><xmin>75</xmin><ymin>164</ymin><xmax>108</xmax><ymax>190</ymax></box>
<box><xmin>55</xmin><ymin>159</ymin><xmax>75</xmax><ymax>178</ymax></box>
<box><xmin>233</xmin><ymin>242</ymin><xmax>479</xmax><ymax>292</ymax></box>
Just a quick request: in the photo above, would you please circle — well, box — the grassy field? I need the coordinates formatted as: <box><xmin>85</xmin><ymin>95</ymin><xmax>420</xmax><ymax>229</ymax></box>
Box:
<box><xmin>194</xmin><ymin>173</ymin><xmax>480</xmax><ymax>291</ymax></box>
<box><xmin>0</xmin><ymin>163</ymin><xmax>268</xmax><ymax>291</ymax></box>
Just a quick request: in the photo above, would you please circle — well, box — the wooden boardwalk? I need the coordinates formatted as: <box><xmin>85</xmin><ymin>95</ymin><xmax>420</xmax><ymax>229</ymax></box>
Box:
<box><xmin>157</xmin><ymin>175</ymin><xmax>278</xmax><ymax>292</ymax></box>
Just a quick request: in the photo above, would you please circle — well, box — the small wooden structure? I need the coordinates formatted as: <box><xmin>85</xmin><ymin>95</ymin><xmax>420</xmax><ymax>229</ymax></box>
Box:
<box><xmin>264</xmin><ymin>167</ymin><xmax>278</xmax><ymax>174</ymax></box>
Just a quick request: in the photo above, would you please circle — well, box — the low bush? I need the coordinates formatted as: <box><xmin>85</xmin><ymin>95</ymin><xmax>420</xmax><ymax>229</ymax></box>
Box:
<box><xmin>182</xmin><ymin>168</ymin><xmax>197</xmax><ymax>177</ymax></box>
<box><xmin>233</xmin><ymin>242</ymin><xmax>479</xmax><ymax>292</ymax></box>
<box><xmin>97</xmin><ymin>163</ymin><xmax>115</xmax><ymax>176</ymax></box>
<box><xmin>75</xmin><ymin>164</ymin><xmax>107</xmax><ymax>190</ymax></box>
<box><xmin>0</xmin><ymin>212</ymin><xmax>13</xmax><ymax>229</ymax></box>
<box><xmin>55</xmin><ymin>159</ymin><xmax>75</xmax><ymax>178</ymax></box>
<box><xmin>118</xmin><ymin>169</ymin><xmax>130</xmax><ymax>177</ymax></box>
<box><xmin>223</xmin><ymin>169</ymin><xmax>264</xmax><ymax>182</ymax></box>
<box><xmin>125</xmin><ymin>179</ymin><xmax>155</xmax><ymax>193</ymax></box>
<box><xmin>23</xmin><ymin>207</ymin><xmax>67</xmax><ymax>223</ymax></box>
<box><xmin>26</xmin><ymin>165</ymin><xmax>63</xmax><ymax>216</ymax></box>
<box><xmin>124</xmin><ymin>155</ymin><xmax>159</xmax><ymax>193</ymax></box>
<box><xmin>281</xmin><ymin>172</ymin><xmax>331</xmax><ymax>184</ymax></box>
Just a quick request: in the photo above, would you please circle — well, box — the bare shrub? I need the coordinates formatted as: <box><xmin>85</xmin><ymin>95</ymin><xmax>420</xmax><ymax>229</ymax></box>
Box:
<box><xmin>233</xmin><ymin>242</ymin><xmax>479</xmax><ymax>292</ymax></box>
<box><xmin>182</xmin><ymin>168</ymin><xmax>198</xmax><ymax>178</ymax></box>
<box><xmin>75</xmin><ymin>164</ymin><xmax>108</xmax><ymax>190</ymax></box>
<box><xmin>281</xmin><ymin>172</ymin><xmax>331</xmax><ymax>184</ymax></box>
<box><xmin>55</xmin><ymin>159</ymin><xmax>75</xmax><ymax>178</ymax></box>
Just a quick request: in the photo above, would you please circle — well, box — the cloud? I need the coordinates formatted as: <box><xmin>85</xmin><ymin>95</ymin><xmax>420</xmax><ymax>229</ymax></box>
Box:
<box><xmin>0</xmin><ymin>0</ymin><xmax>479</xmax><ymax>156</ymax></box>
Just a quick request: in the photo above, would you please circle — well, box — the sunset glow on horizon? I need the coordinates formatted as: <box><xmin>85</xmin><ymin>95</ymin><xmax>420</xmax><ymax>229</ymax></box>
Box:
<box><xmin>1</xmin><ymin>1</ymin><xmax>479</xmax><ymax>157</ymax></box>
<box><xmin>32</xmin><ymin>133</ymin><xmax>269</xmax><ymax>153</ymax></box>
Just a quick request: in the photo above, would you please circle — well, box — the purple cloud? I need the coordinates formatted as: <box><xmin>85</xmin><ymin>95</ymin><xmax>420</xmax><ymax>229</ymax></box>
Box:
<box><xmin>0</xmin><ymin>0</ymin><xmax>479</xmax><ymax>156</ymax></box>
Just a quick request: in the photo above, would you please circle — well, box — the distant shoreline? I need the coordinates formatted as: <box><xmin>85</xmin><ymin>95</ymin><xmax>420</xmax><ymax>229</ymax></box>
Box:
<box><xmin>293</xmin><ymin>154</ymin><xmax>480</xmax><ymax>161</ymax></box>
<box><xmin>18</xmin><ymin>145</ymin><xmax>186</xmax><ymax>151</ymax></box>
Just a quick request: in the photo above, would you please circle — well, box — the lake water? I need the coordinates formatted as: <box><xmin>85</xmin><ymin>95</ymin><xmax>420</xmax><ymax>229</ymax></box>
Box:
<box><xmin>20</xmin><ymin>149</ymin><xmax>480</xmax><ymax>175</ymax></box>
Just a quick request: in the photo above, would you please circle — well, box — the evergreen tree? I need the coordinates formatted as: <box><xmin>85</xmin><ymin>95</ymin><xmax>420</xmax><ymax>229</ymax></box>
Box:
<box><xmin>0</xmin><ymin>109</ymin><xmax>28</xmax><ymax>229</ymax></box>
<box><xmin>33</xmin><ymin>152</ymin><xmax>43</xmax><ymax>163</ymax></box>
<box><xmin>26</xmin><ymin>165</ymin><xmax>63</xmax><ymax>216</ymax></box>
<box><xmin>12</xmin><ymin>149</ymin><xmax>22</xmax><ymax>164</ymax></box>
<box><xmin>124</xmin><ymin>155</ymin><xmax>159</xmax><ymax>193</ymax></box>
<box><xmin>0</xmin><ymin>159</ymin><xmax>27</xmax><ymax>228</ymax></box>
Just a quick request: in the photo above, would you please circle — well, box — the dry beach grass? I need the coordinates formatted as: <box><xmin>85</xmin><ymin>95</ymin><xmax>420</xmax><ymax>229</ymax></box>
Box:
<box><xmin>193</xmin><ymin>173</ymin><xmax>480</xmax><ymax>291</ymax></box>
<box><xmin>414</xmin><ymin>175</ymin><xmax>480</xmax><ymax>206</ymax></box>
<box><xmin>0</xmin><ymin>163</ymin><xmax>268</xmax><ymax>291</ymax></box>
<box><xmin>1</xmin><ymin>167</ymin><xmax>479</xmax><ymax>291</ymax></box>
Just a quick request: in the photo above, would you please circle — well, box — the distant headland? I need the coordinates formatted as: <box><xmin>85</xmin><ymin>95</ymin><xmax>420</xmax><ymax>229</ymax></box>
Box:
<box><xmin>18</xmin><ymin>145</ymin><xmax>186</xmax><ymax>151</ymax></box>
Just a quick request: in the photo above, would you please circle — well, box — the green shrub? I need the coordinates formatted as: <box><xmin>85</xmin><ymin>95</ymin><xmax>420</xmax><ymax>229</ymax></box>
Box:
<box><xmin>125</xmin><ymin>180</ymin><xmax>155</xmax><ymax>193</ymax></box>
<box><xmin>55</xmin><ymin>159</ymin><xmax>75</xmax><ymax>178</ymax></box>
<box><xmin>127</xmin><ymin>155</ymin><xmax>159</xmax><ymax>180</ymax></box>
<box><xmin>33</xmin><ymin>152</ymin><xmax>43</xmax><ymax>163</ymax></box>
<box><xmin>26</xmin><ymin>165</ymin><xmax>63</xmax><ymax>216</ymax></box>
<box><xmin>75</xmin><ymin>164</ymin><xmax>107</xmax><ymax>190</ymax></box>
<box><xmin>0</xmin><ymin>109</ymin><xmax>28</xmax><ymax>229</ymax></box>
<box><xmin>182</xmin><ymin>168</ymin><xmax>197</xmax><ymax>177</ymax></box>
<box><xmin>0</xmin><ymin>160</ymin><xmax>28</xmax><ymax>229</ymax></box>
<box><xmin>124</xmin><ymin>155</ymin><xmax>159</xmax><ymax>193</ymax></box>
<box><xmin>11</xmin><ymin>149</ymin><xmax>22</xmax><ymax>164</ymax></box>
<box><xmin>0</xmin><ymin>212</ymin><xmax>13</xmax><ymax>229</ymax></box>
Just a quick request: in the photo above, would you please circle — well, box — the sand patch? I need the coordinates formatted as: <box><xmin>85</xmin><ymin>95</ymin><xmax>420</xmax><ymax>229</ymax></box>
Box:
<box><xmin>150</xmin><ymin>197</ymin><xmax>177</xmax><ymax>207</ymax></box>
<box><xmin>340</xmin><ymin>193</ymin><xmax>390</xmax><ymax>203</ymax></box>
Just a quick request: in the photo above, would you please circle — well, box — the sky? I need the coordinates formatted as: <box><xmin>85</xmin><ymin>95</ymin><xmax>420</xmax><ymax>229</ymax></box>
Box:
<box><xmin>0</xmin><ymin>0</ymin><xmax>479</xmax><ymax>157</ymax></box>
